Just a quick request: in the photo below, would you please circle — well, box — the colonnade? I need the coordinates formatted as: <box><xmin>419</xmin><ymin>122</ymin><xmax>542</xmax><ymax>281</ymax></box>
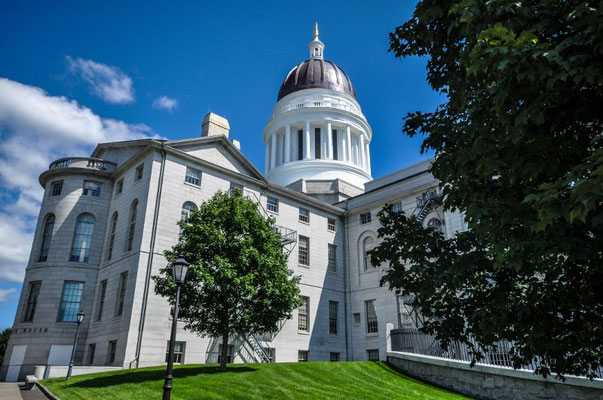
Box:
<box><xmin>265</xmin><ymin>121</ymin><xmax>371</xmax><ymax>175</ymax></box>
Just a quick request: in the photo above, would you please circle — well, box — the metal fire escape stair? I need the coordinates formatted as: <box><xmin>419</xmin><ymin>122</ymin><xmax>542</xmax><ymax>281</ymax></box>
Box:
<box><xmin>411</xmin><ymin>190</ymin><xmax>442</xmax><ymax>223</ymax></box>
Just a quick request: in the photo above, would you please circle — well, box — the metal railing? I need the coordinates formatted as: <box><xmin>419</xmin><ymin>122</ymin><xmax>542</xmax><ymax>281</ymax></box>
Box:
<box><xmin>390</xmin><ymin>328</ymin><xmax>603</xmax><ymax>379</ymax></box>
<box><xmin>48</xmin><ymin>157</ymin><xmax>117</xmax><ymax>172</ymax></box>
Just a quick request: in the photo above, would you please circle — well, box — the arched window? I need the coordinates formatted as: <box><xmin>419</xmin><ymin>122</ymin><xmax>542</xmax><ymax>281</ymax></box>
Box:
<box><xmin>126</xmin><ymin>200</ymin><xmax>138</xmax><ymax>252</ymax></box>
<box><xmin>38</xmin><ymin>214</ymin><xmax>55</xmax><ymax>262</ymax></box>
<box><xmin>363</xmin><ymin>236</ymin><xmax>375</xmax><ymax>271</ymax></box>
<box><xmin>181</xmin><ymin>201</ymin><xmax>197</xmax><ymax>222</ymax></box>
<box><xmin>70</xmin><ymin>213</ymin><xmax>95</xmax><ymax>263</ymax></box>
<box><xmin>427</xmin><ymin>217</ymin><xmax>443</xmax><ymax>233</ymax></box>
<box><xmin>106</xmin><ymin>212</ymin><xmax>118</xmax><ymax>261</ymax></box>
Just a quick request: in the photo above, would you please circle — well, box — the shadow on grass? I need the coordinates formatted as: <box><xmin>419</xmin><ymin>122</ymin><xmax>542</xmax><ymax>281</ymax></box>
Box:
<box><xmin>64</xmin><ymin>365</ymin><xmax>258</xmax><ymax>389</ymax></box>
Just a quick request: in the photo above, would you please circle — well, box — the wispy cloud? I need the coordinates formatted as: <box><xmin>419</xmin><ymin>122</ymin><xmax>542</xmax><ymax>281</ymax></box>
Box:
<box><xmin>0</xmin><ymin>77</ymin><xmax>155</xmax><ymax>282</ymax></box>
<box><xmin>0</xmin><ymin>288</ymin><xmax>17</xmax><ymax>303</ymax></box>
<box><xmin>152</xmin><ymin>96</ymin><xmax>178</xmax><ymax>112</ymax></box>
<box><xmin>66</xmin><ymin>56</ymin><xmax>135</xmax><ymax>104</ymax></box>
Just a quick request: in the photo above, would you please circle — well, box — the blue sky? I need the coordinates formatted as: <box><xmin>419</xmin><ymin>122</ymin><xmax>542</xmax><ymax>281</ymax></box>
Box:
<box><xmin>0</xmin><ymin>1</ymin><xmax>440</xmax><ymax>329</ymax></box>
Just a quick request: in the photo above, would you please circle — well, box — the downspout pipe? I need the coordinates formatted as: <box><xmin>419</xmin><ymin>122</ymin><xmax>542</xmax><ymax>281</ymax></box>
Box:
<box><xmin>343</xmin><ymin>198</ymin><xmax>350</xmax><ymax>361</ymax></box>
<box><xmin>134</xmin><ymin>143</ymin><xmax>167</xmax><ymax>367</ymax></box>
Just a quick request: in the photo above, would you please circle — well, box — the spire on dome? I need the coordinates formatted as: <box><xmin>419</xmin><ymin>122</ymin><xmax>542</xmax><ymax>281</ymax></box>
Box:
<box><xmin>308</xmin><ymin>22</ymin><xmax>324</xmax><ymax>59</ymax></box>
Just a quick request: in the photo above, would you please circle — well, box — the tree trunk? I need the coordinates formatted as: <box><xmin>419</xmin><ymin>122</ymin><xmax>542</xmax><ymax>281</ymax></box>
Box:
<box><xmin>220</xmin><ymin>329</ymin><xmax>229</xmax><ymax>372</ymax></box>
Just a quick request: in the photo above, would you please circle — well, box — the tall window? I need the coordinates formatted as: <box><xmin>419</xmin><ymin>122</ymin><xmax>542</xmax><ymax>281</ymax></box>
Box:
<box><xmin>328</xmin><ymin>244</ymin><xmax>337</xmax><ymax>272</ymax></box>
<box><xmin>23</xmin><ymin>281</ymin><xmax>41</xmax><ymax>322</ymax></box>
<box><xmin>39</xmin><ymin>214</ymin><xmax>55</xmax><ymax>262</ymax></box>
<box><xmin>298</xmin><ymin>236</ymin><xmax>309</xmax><ymax>266</ymax></box>
<box><xmin>181</xmin><ymin>201</ymin><xmax>197</xmax><ymax>222</ymax></box>
<box><xmin>363</xmin><ymin>237</ymin><xmax>375</xmax><ymax>271</ymax></box>
<box><xmin>70</xmin><ymin>213</ymin><xmax>95</xmax><ymax>262</ymax></box>
<box><xmin>365</xmin><ymin>299</ymin><xmax>378</xmax><ymax>333</ymax></box>
<box><xmin>106</xmin><ymin>212</ymin><xmax>118</xmax><ymax>261</ymax></box>
<box><xmin>115</xmin><ymin>272</ymin><xmax>128</xmax><ymax>317</ymax></box>
<box><xmin>332</xmin><ymin>129</ymin><xmax>338</xmax><ymax>160</ymax></box>
<box><xmin>166</xmin><ymin>341</ymin><xmax>186</xmax><ymax>363</ymax></box>
<box><xmin>299</xmin><ymin>207</ymin><xmax>310</xmax><ymax>223</ymax></box>
<box><xmin>297</xmin><ymin>129</ymin><xmax>304</xmax><ymax>160</ymax></box>
<box><xmin>126</xmin><ymin>200</ymin><xmax>138</xmax><ymax>251</ymax></box>
<box><xmin>314</xmin><ymin>128</ymin><xmax>321</xmax><ymax>159</ymax></box>
<box><xmin>96</xmin><ymin>280</ymin><xmax>107</xmax><ymax>321</ymax></box>
<box><xmin>185</xmin><ymin>167</ymin><xmax>201</xmax><ymax>186</ymax></box>
<box><xmin>298</xmin><ymin>350</ymin><xmax>309</xmax><ymax>362</ymax></box>
<box><xmin>135</xmin><ymin>164</ymin><xmax>144</xmax><ymax>181</ymax></box>
<box><xmin>298</xmin><ymin>296</ymin><xmax>309</xmax><ymax>331</ymax></box>
<box><xmin>267</xmin><ymin>197</ymin><xmax>279</xmax><ymax>213</ymax></box>
<box><xmin>329</xmin><ymin>301</ymin><xmax>338</xmax><ymax>335</ymax></box>
<box><xmin>115</xmin><ymin>179</ymin><xmax>124</xmax><ymax>195</ymax></box>
<box><xmin>51</xmin><ymin>181</ymin><xmax>63</xmax><ymax>196</ymax></box>
<box><xmin>88</xmin><ymin>344</ymin><xmax>96</xmax><ymax>365</ymax></box>
<box><xmin>58</xmin><ymin>281</ymin><xmax>84</xmax><ymax>322</ymax></box>
<box><xmin>83</xmin><ymin>180</ymin><xmax>102</xmax><ymax>197</ymax></box>
<box><xmin>107</xmin><ymin>340</ymin><xmax>117</xmax><ymax>365</ymax></box>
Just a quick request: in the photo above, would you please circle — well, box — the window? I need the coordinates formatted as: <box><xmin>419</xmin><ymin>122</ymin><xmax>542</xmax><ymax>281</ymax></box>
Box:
<box><xmin>181</xmin><ymin>201</ymin><xmax>197</xmax><ymax>222</ymax></box>
<box><xmin>83</xmin><ymin>180</ymin><xmax>102</xmax><ymax>197</ymax></box>
<box><xmin>353</xmin><ymin>313</ymin><xmax>361</xmax><ymax>326</ymax></box>
<box><xmin>58</xmin><ymin>281</ymin><xmax>84</xmax><ymax>322</ymax></box>
<box><xmin>392</xmin><ymin>202</ymin><xmax>403</xmax><ymax>213</ymax></box>
<box><xmin>126</xmin><ymin>200</ymin><xmax>138</xmax><ymax>251</ymax></box>
<box><xmin>70</xmin><ymin>213</ymin><xmax>95</xmax><ymax>262</ymax></box>
<box><xmin>298</xmin><ymin>236</ymin><xmax>309</xmax><ymax>266</ymax></box>
<box><xmin>363</xmin><ymin>237</ymin><xmax>375</xmax><ymax>271</ymax></box>
<box><xmin>299</xmin><ymin>207</ymin><xmax>310</xmax><ymax>223</ymax></box>
<box><xmin>298</xmin><ymin>350</ymin><xmax>308</xmax><ymax>362</ymax></box>
<box><xmin>23</xmin><ymin>281</ymin><xmax>41</xmax><ymax>322</ymax></box>
<box><xmin>218</xmin><ymin>344</ymin><xmax>234</xmax><ymax>364</ymax></box>
<box><xmin>267</xmin><ymin>197</ymin><xmax>279</xmax><ymax>213</ymax></box>
<box><xmin>106</xmin><ymin>212</ymin><xmax>118</xmax><ymax>261</ymax></box>
<box><xmin>329</xmin><ymin>301</ymin><xmax>338</xmax><ymax>335</ymax></box>
<box><xmin>135</xmin><ymin>164</ymin><xmax>144</xmax><ymax>181</ymax></box>
<box><xmin>107</xmin><ymin>340</ymin><xmax>117</xmax><ymax>365</ymax></box>
<box><xmin>262</xmin><ymin>347</ymin><xmax>276</xmax><ymax>363</ymax></box>
<box><xmin>38</xmin><ymin>214</ymin><xmax>55</xmax><ymax>262</ymax></box>
<box><xmin>327</xmin><ymin>218</ymin><xmax>336</xmax><ymax>232</ymax></box>
<box><xmin>314</xmin><ymin>128</ymin><xmax>321</xmax><ymax>159</ymax></box>
<box><xmin>367</xmin><ymin>349</ymin><xmax>380</xmax><ymax>361</ymax></box>
<box><xmin>365</xmin><ymin>300</ymin><xmax>378</xmax><ymax>334</ymax></box>
<box><xmin>51</xmin><ymin>181</ymin><xmax>63</xmax><ymax>196</ymax></box>
<box><xmin>297</xmin><ymin>129</ymin><xmax>304</xmax><ymax>160</ymax></box>
<box><xmin>328</xmin><ymin>244</ymin><xmax>337</xmax><ymax>272</ymax></box>
<box><xmin>360</xmin><ymin>212</ymin><xmax>371</xmax><ymax>224</ymax></box>
<box><xmin>298</xmin><ymin>296</ymin><xmax>309</xmax><ymax>331</ymax></box>
<box><xmin>97</xmin><ymin>280</ymin><xmax>107</xmax><ymax>321</ymax></box>
<box><xmin>185</xmin><ymin>167</ymin><xmax>201</xmax><ymax>186</ymax></box>
<box><xmin>330</xmin><ymin>352</ymin><xmax>340</xmax><ymax>362</ymax></box>
<box><xmin>332</xmin><ymin>129</ymin><xmax>338</xmax><ymax>160</ymax></box>
<box><xmin>427</xmin><ymin>217</ymin><xmax>443</xmax><ymax>233</ymax></box>
<box><xmin>115</xmin><ymin>272</ymin><xmax>128</xmax><ymax>317</ymax></box>
<box><xmin>166</xmin><ymin>341</ymin><xmax>186</xmax><ymax>364</ymax></box>
<box><xmin>88</xmin><ymin>344</ymin><xmax>96</xmax><ymax>365</ymax></box>
<box><xmin>229</xmin><ymin>182</ymin><xmax>243</xmax><ymax>193</ymax></box>
<box><xmin>397</xmin><ymin>295</ymin><xmax>416</xmax><ymax>329</ymax></box>
<box><xmin>115</xmin><ymin>179</ymin><xmax>124</xmax><ymax>195</ymax></box>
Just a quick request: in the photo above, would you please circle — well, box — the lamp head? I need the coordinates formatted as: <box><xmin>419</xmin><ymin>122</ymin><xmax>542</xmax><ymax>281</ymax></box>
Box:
<box><xmin>77</xmin><ymin>311</ymin><xmax>85</xmax><ymax>324</ymax></box>
<box><xmin>172</xmin><ymin>255</ymin><xmax>190</xmax><ymax>284</ymax></box>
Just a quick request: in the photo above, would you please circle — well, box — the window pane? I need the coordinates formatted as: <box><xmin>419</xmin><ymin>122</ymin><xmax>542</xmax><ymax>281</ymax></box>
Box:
<box><xmin>185</xmin><ymin>167</ymin><xmax>201</xmax><ymax>186</ymax></box>
<box><xmin>107</xmin><ymin>213</ymin><xmax>118</xmax><ymax>260</ymax></box>
<box><xmin>327</xmin><ymin>218</ymin><xmax>336</xmax><ymax>232</ymax></box>
<box><xmin>116</xmin><ymin>272</ymin><xmax>128</xmax><ymax>316</ymax></box>
<box><xmin>39</xmin><ymin>215</ymin><xmax>55</xmax><ymax>262</ymax></box>
<box><xmin>328</xmin><ymin>244</ymin><xmax>337</xmax><ymax>272</ymax></box>
<box><xmin>70</xmin><ymin>214</ymin><xmax>95</xmax><ymax>262</ymax></box>
<box><xmin>58</xmin><ymin>281</ymin><xmax>84</xmax><ymax>322</ymax></box>
<box><xmin>23</xmin><ymin>282</ymin><xmax>41</xmax><ymax>322</ymax></box>
<box><xmin>136</xmin><ymin>164</ymin><xmax>144</xmax><ymax>181</ymax></box>
<box><xmin>127</xmin><ymin>201</ymin><xmax>137</xmax><ymax>251</ymax></box>
<box><xmin>363</xmin><ymin>237</ymin><xmax>375</xmax><ymax>271</ymax></box>
<box><xmin>365</xmin><ymin>300</ymin><xmax>378</xmax><ymax>333</ymax></box>
<box><xmin>298</xmin><ymin>296</ymin><xmax>309</xmax><ymax>331</ymax></box>
<box><xmin>367</xmin><ymin>349</ymin><xmax>379</xmax><ymax>361</ymax></box>
<box><xmin>299</xmin><ymin>208</ymin><xmax>310</xmax><ymax>223</ymax></box>
<box><xmin>51</xmin><ymin>181</ymin><xmax>63</xmax><ymax>196</ymax></box>
<box><xmin>97</xmin><ymin>280</ymin><xmax>107</xmax><ymax>321</ymax></box>
<box><xmin>298</xmin><ymin>236</ymin><xmax>309</xmax><ymax>266</ymax></box>
<box><xmin>267</xmin><ymin>197</ymin><xmax>279</xmax><ymax>213</ymax></box>
<box><xmin>181</xmin><ymin>201</ymin><xmax>197</xmax><ymax>221</ymax></box>
<box><xmin>83</xmin><ymin>181</ymin><xmax>101</xmax><ymax>197</ymax></box>
<box><xmin>298</xmin><ymin>350</ymin><xmax>308</xmax><ymax>362</ymax></box>
<box><xmin>329</xmin><ymin>301</ymin><xmax>338</xmax><ymax>335</ymax></box>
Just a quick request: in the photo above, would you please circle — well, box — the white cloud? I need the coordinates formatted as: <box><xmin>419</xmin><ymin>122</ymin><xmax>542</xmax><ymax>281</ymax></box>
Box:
<box><xmin>0</xmin><ymin>288</ymin><xmax>18</xmax><ymax>302</ymax></box>
<box><xmin>67</xmin><ymin>56</ymin><xmax>135</xmax><ymax>104</ymax></box>
<box><xmin>152</xmin><ymin>96</ymin><xmax>178</xmax><ymax>112</ymax></box>
<box><xmin>0</xmin><ymin>77</ymin><xmax>155</xmax><ymax>282</ymax></box>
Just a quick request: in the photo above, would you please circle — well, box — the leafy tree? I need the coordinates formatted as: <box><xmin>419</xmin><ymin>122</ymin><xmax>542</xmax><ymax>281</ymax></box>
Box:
<box><xmin>0</xmin><ymin>328</ymin><xmax>10</xmax><ymax>366</ymax></box>
<box><xmin>373</xmin><ymin>1</ymin><xmax>602</xmax><ymax>378</ymax></box>
<box><xmin>154</xmin><ymin>190</ymin><xmax>301</xmax><ymax>372</ymax></box>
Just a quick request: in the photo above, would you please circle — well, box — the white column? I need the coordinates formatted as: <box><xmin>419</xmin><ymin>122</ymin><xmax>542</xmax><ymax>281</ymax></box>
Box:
<box><xmin>359</xmin><ymin>133</ymin><xmax>366</xmax><ymax>170</ymax></box>
<box><xmin>346</xmin><ymin>125</ymin><xmax>352</xmax><ymax>163</ymax></box>
<box><xmin>326</xmin><ymin>122</ymin><xmax>333</xmax><ymax>159</ymax></box>
<box><xmin>365</xmin><ymin>141</ymin><xmax>371</xmax><ymax>175</ymax></box>
<box><xmin>270</xmin><ymin>133</ymin><xmax>277</xmax><ymax>170</ymax></box>
<box><xmin>265</xmin><ymin>142</ymin><xmax>270</xmax><ymax>172</ymax></box>
<box><xmin>284</xmin><ymin>125</ymin><xmax>291</xmax><ymax>163</ymax></box>
<box><xmin>304</xmin><ymin>121</ymin><xmax>311</xmax><ymax>160</ymax></box>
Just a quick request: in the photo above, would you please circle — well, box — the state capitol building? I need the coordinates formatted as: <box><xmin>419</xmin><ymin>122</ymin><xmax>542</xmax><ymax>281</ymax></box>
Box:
<box><xmin>1</xmin><ymin>27</ymin><xmax>466</xmax><ymax>381</ymax></box>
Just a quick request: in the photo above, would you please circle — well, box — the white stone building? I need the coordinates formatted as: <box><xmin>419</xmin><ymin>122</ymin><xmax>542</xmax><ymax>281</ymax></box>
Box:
<box><xmin>1</xmin><ymin>28</ymin><xmax>465</xmax><ymax>381</ymax></box>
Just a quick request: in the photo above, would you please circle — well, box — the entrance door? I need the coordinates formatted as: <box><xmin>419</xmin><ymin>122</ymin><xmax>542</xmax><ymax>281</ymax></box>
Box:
<box><xmin>6</xmin><ymin>345</ymin><xmax>26</xmax><ymax>382</ymax></box>
<box><xmin>48</xmin><ymin>344</ymin><xmax>73</xmax><ymax>365</ymax></box>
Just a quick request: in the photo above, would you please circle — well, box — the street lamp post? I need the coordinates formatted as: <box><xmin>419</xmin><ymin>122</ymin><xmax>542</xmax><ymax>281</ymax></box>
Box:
<box><xmin>163</xmin><ymin>255</ymin><xmax>190</xmax><ymax>400</ymax></box>
<box><xmin>66</xmin><ymin>311</ymin><xmax>85</xmax><ymax>381</ymax></box>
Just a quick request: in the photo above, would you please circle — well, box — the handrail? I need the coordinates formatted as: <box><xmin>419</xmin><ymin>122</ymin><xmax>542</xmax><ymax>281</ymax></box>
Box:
<box><xmin>48</xmin><ymin>157</ymin><xmax>117</xmax><ymax>171</ymax></box>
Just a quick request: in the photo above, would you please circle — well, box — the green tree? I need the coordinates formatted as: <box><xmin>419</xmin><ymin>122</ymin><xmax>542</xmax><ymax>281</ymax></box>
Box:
<box><xmin>154</xmin><ymin>190</ymin><xmax>301</xmax><ymax>372</ymax></box>
<box><xmin>372</xmin><ymin>1</ymin><xmax>602</xmax><ymax>378</ymax></box>
<box><xmin>0</xmin><ymin>328</ymin><xmax>10</xmax><ymax>366</ymax></box>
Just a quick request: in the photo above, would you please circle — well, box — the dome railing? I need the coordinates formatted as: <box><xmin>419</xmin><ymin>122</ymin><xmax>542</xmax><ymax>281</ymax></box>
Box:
<box><xmin>271</xmin><ymin>100</ymin><xmax>360</xmax><ymax>120</ymax></box>
<box><xmin>49</xmin><ymin>157</ymin><xmax>117</xmax><ymax>173</ymax></box>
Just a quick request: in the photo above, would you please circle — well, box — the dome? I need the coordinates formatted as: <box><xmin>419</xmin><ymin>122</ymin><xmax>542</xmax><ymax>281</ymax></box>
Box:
<box><xmin>277</xmin><ymin>58</ymin><xmax>356</xmax><ymax>101</ymax></box>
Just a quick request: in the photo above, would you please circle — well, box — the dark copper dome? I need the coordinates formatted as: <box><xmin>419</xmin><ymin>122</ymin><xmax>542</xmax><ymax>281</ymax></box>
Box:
<box><xmin>277</xmin><ymin>58</ymin><xmax>356</xmax><ymax>101</ymax></box>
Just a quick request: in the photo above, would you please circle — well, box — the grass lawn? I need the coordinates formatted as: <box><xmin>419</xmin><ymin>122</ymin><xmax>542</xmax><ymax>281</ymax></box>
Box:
<box><xmin>42</xmin><ymin>361</ymin><xmax>472</xmax><ymax>400</ymax></box>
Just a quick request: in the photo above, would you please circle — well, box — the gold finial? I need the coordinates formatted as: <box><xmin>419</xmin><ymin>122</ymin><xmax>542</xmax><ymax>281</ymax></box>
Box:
<box><xmin>314</xmin><ymin>22</ymin><xmax>319</xmax><ymax>39</ymax></box>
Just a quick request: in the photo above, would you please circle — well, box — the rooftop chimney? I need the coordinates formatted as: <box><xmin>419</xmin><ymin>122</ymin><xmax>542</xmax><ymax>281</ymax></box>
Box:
<box><xmin>201</xmin><ymin>112</ymin><xmax>230</xmax><ymax>138</ymax></box>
